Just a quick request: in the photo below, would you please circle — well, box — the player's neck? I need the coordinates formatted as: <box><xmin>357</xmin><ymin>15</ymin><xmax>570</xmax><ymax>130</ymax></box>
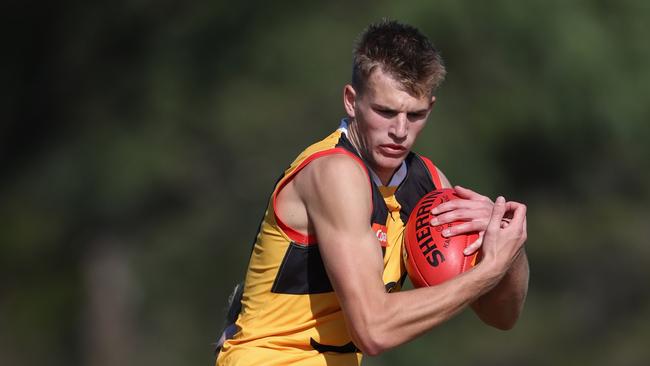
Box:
<box><xmin>346</xmin><ymin>120</ymin><xmax>395</xmax><ymax>186</ymax></box>
<box><xmin>345</xmin><ymin>118</ymin><xmax>364</xmax><ymax>158</ymax></box>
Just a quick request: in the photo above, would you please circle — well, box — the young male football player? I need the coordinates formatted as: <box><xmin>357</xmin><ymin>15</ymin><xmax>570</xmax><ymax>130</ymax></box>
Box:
<box><xmin>216</xmin><ymin>20</ymin><xmax>529</xmax><ymax>366</ymax></box>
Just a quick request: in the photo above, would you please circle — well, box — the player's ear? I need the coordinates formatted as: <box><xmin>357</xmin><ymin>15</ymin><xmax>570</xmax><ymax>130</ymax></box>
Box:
<box><xmin>429</xmin><ymin>95</ymin><xmax>436</xmax><ymax>110</ymax></box>
<box><xmin>343</xmin><ymin>84</ymin><xmax>357</xmax><ymax>118</ymax></box>
<box><xmin>423</xmin><ymin>95</ymin><xmax>436</xmax><ymax>119</ymax></box>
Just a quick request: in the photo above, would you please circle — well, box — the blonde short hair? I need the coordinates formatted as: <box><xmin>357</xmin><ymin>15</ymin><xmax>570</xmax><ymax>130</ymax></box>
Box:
<box><xmin>352</xmin><ymin>20</ymin><xmax>446</xmax><ymax>98</ymax></box>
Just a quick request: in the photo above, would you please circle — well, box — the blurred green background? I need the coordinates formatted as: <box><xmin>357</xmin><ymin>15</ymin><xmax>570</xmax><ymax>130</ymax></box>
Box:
<box><xmin>2</xmin><ymin>1</ymin><xmax>649</xmax><ymax>365</ymax></box>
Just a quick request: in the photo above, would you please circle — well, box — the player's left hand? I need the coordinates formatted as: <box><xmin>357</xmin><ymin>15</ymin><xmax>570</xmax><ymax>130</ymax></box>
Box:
<box><xmin>429</xmin><ymin>185</ymin><xmax>493</xmax><ymax>255</ymax></box>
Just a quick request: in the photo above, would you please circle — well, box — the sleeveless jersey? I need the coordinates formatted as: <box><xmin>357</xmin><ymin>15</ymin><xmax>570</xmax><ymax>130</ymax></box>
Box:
<box><xmin>216</xmin><ymin>126</ymin><xmax>442</xmax><ymax>366</ymax></box>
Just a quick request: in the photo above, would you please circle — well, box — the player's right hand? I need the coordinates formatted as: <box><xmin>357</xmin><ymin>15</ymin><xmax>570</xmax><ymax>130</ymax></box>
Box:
<box><xmin>480</xmin><ymin>196</ymin><xmax>527</xmax><ymax>273</ymax></box>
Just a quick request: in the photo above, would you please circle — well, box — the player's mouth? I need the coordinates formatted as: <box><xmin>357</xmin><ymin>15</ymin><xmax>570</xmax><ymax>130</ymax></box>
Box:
<box><xmin>379</xmin><ymin>144</ymin><xmax>407</xmax><ymax>157</ymax></box>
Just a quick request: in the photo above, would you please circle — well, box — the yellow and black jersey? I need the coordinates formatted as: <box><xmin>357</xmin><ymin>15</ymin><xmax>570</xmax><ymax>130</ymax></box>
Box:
<box><xmin>216</xmin><ymin>122</ymin><xmax>442</xmax><ymax>366</ymax></box>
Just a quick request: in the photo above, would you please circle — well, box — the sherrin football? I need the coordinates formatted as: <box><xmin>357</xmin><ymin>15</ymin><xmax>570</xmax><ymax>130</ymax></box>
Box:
<box><xmin>403</xmin><ymin>188</ymin><xmax>479</xmax><ymax>288</ymax></box>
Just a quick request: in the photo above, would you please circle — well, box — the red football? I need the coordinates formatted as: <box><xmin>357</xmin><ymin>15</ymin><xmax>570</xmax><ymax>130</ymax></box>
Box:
<box><xmin>404</xmin><ymin>188</ymin><xmax>479</xmax><ymax>288</ymax></box>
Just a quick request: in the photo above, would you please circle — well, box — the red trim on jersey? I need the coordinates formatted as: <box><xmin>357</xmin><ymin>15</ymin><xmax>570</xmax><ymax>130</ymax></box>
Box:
<box><xmin>273</xmin><ymin>147</ymin><xmax>372</xmax><ymax>246</ymax></box>
<box><xmin>420</xmin><ymin>156</ymin><xmax>442</xmax><ymax>189</ymax></box>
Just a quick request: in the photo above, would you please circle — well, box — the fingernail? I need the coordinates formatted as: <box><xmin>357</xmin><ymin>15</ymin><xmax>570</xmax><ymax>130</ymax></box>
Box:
<box><xmin>430</xmin><ymin>218</ymin><xmax>438</xmax><ymax>226</ymax></box>
<box><xmin>463</xmin><ymin>248</ymin><xmax>470</xmax><ymax>255</ymax></box>
<box><xmin>496</xmin><ymin>196</ymin><xmax>505</xmax><ymax>203</ymax></box>
<box><xmin>430</xmin><ymin>208</ymin><xmax>438</xmax><ymax>214</ymax></box>
<box><xmin>442</xmin><ymin>229</ymin><xmax>451</xmax><ymax>237</ymax></box>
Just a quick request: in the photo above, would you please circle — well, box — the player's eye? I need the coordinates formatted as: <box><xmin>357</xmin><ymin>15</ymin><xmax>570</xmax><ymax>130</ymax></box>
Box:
<box><xmin>375</xmin><ymin>108</ymin><xmax>397</xmax><ymax>118</ymax></box>
<box><xmin>407</xmin><ymin>112</ymin><xmax>426</xmax><ymax>120</ymax></box>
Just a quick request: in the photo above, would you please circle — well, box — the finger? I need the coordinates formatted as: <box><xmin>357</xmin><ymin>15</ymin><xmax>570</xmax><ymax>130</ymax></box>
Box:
<box><xmin>431</xmin><ymin>209</ymin><xmax>475</xmax><ymax>226</ymax></box>
<box><xmin>431</xmin><ymin>198</ymin><xmax>488</xmax><ymax>215</ymax></box>
<box><xmin>505</xmin><ymin>201</ymin><xmax>527</xmax><ymax>228</ymax></box>
<box><xmin>481</xmin><ymin>197</ymin><xmax>506</xmax><ymax>258</ymax></box>
<box><xmin>454</xmin><ymin>185</ymin><xmax>492</xmax><ymax>202</ymax></box>
<box><xmin>504</xmin><ymin>201</ymin><xmax>519</xmax><ymax>210</ymax></box>
<box><xmin>430</xmin><ymin>200</ymin><xmax>461</xmax><ymax>215</ymax></box>
<box><xmin>523</xmin><ymin>216</ymin><xmax>527</xmax><ymax>232</ymax></box>
<box><xmin>463</xmin><ymin>232</ymin><xmax>484</xmax><ymax>255</ymax></box>
<box><xmin>486</xmin><ymin>196</ymin><xmax>507</xmax><ymax>233</ymax></box>
<box><xmin>503</xmin><ymin>201</ymin><xmax>522</xmax><ymax>216</ymax></box>
<box><xmin>440</xmin><ymin>221</ymin><xmax>485</xmax><ymax>237</ymax></box>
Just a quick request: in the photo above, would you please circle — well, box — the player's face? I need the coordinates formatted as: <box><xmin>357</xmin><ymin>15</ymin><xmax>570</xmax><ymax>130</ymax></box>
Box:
<box><xmin>344</xmin><ymin>69</ymin><xmax>435</xmax><ymax>184</ymax></box>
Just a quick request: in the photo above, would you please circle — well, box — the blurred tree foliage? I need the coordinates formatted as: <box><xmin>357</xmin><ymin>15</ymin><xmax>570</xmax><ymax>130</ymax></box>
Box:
<box><xmin>2</xmin><ymin>1</ymin><xmax>649</xmax><ymax>365</ymax></box>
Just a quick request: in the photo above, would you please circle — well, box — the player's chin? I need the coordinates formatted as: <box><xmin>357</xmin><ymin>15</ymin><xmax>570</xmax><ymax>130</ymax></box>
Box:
<box><xmin>375</xmin><ymin>153</ymin><xmax>407</xmax><ymax>169</ymax></box>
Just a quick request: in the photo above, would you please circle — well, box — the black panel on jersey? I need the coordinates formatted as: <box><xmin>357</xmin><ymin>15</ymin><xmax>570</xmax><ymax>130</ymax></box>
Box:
<box><xmin>336</xmin><ymin>133</ymin><xmax>389</xmax><ymax>229</ymax></box>
<box><xmin>395</xmin><ymin>153</ymin><xmax>437</xmax><ymax>224</ymax></box>
<box><xmin>271</xmin><ymin>242</ymin><xmax>333</xmax><ymax>294</ymax></box>
<box><xmin>310</xmin><ymin>338</ymin><xmax>359</xmax><ymax>354</ymax></box>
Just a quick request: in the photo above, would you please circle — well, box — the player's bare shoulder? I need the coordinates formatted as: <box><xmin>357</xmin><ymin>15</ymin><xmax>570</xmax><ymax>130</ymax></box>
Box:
<box><xmin>297</xmin><ymin>153</ymin><xmax>368</xmax><ymax>192</ymax></box>
<box><xmin>276</xmin><ymin>153</ymin><xmax>370</xmax><ymax>236</ymax></box>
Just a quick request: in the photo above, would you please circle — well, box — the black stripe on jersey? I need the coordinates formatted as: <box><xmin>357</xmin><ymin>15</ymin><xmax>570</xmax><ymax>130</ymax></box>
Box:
<box><xmin>395</xmin><ymin>153</ymin><xmax>437</xmax><ymax>224</ymax></box>
<box><xmin>336</xmin><ymin>133</ymin><xmax>389</xmax><ymax>230</ymax></box>
<box><xmin>310</xmin><ymin>338</ymin><xmax>359</xmax><ymax>354</ymax></box>
<box><xmin>398</xmin><ymin>272</ymin><xmax>408</xmax><ymax>288</ymax></box>
<box><xmin>384</xmin><ymin>281</ymin><xmax>397</xmax><ymax>293</ymax></box>
<box><xmin>271</xmin><ymin>242</ymin><xmax>333</xmax><ymax>294</ymax></box>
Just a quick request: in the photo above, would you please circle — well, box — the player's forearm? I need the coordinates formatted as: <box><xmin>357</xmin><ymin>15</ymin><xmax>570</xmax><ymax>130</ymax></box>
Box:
<box><xmin>472</xmin><ymin>250</ymin><xmax>529</xmax><ymax>329</ymax></box>
<box><xmin>352</xmin><ymin>263</ymin><xmax>504</xmax><ymax>354</ymax></box>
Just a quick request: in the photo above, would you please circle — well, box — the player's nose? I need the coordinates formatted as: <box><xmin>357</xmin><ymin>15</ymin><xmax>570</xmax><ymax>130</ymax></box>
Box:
<box><xmin>390</xmin><ymin>114</ymin><xmax>408</xmax><ymax>140</ymax></box>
